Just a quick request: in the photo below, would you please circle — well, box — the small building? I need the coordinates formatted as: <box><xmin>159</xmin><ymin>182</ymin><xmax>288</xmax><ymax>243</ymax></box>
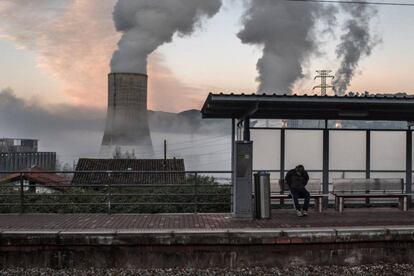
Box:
<box><xmin>0</xmin><ymin>138</ymin><xmax>38</xmax><ymax>153</ymax></box>
<box><xmin>0</xmin><ymin>138</ymin><xmax>56</xmax><ymax>175</ymax></box>
<box><xmin>71</xmin><ymin>158</ymin><xmax>186</xmax><ymax>186</ymax></box>
<box><xmin>0</xmin><ymin>166</ymin><xmax>70</xmax><ymax>194</ymax></box>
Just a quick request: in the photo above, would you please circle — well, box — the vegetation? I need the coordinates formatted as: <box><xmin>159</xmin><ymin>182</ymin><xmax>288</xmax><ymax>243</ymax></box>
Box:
<box><xmin>0</xmin><ymin>175</ymin><xmax>231</xmax><ymax>214</ymax></box>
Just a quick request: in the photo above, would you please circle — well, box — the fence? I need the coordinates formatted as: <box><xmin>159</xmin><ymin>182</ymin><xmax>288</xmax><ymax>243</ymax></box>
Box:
<box><xmin>1</xmin><ymin>169</ymin><xmax>412</xmax><ymax>214</ymax></box>
<box><xmin>0</xmin><ymin>171</ymin><xmax>232</xmax><ymax>214</ymax></box>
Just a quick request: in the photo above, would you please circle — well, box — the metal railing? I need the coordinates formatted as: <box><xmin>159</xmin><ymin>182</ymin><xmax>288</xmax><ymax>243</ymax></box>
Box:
<box><xmin>0</xmin><ymin>171</ymin><xmax>232</xmax><ymax>214</ymax></box>
<box><xmin>1</xmin><ymin>169</ymin><xmax>412</xmax><ymax>214</ymax></box>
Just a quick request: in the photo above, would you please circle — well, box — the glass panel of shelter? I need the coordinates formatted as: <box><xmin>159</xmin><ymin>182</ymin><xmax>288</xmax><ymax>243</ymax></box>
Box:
<box><xmin>250</xmin><ymin>126</ymin><xmax>411</xmax><ymax>198</ymax></box>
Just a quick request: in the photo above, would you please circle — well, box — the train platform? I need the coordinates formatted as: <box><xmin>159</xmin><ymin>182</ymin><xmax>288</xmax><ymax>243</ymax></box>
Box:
<box><xmin>0</xmin><ymin>208</ymin><xmax>413</xmax><ymax>231</ymax></box>
<box><xmin>1</xmin><ymin>209</ymin><xmax>414</xmax><ymax>269</ymax></box>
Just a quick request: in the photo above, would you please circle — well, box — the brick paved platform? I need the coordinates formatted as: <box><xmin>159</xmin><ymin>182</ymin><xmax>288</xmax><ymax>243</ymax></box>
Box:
<box><xmin>0</xmin><ymin>208</ymin><xmax>413</xmax><ymax>231</ymax></box>
<box><xmin>1</xmin><ymin>209</ymin><xmax>414</xmax><ymax>269</ymax></box>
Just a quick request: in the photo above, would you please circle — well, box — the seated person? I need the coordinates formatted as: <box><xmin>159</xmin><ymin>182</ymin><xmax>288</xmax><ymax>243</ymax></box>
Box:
<box><xmin>285</xmin><ymin>165</ymin><xmax>310</xmax><ymax>217</ymax></box>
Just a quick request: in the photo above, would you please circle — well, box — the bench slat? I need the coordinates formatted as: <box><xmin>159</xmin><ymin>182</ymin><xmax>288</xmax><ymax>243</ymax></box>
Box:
<box><xmin>332</xmin><ymin>194</ymin><xmax>407</xmax><ymax>198</ymax></box>
<box><xmin>332</xmin><ymin>178</ymin><xmax>407</xmax><ymax>212</ymax></box>
<box><xmin>332</xmin><ymin>178</ymin><xmax>404</xmax><ymax>193</ymax></box>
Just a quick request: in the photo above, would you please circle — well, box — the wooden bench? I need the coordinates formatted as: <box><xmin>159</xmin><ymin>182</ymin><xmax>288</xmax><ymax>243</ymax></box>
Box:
<box><xmin>271</xmin><ymin>179</ymin><xmax>325</xmax><ymax>213</ymax></box>
<box><xmin>332</xmin><ymin>178</ymin><xmax>408</xmax><ymax>212</ymax></box>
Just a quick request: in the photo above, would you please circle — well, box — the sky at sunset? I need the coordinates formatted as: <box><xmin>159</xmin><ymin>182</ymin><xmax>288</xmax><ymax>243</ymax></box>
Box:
<box><xmin>0</xmin><ymin>0</ymin><xmax>414</xmax><ymax>113</ymax></box>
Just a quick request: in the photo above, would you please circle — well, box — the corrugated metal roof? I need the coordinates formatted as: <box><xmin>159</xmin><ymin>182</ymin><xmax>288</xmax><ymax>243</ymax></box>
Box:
<box><xmin>201</xmin><ymin>93</ymin><xmax>414</xmax><ymax>121</ymax></box>
<box><xmin>209</xmin><ymin>92</ymin><xmax>414</xmax><ymax>99</ymax></box>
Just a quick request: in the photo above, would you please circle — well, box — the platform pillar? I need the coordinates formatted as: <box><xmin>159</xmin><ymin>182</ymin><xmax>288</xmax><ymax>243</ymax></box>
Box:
<box><xmin>233</xmin><ymin>141</ymin><xmax>253</xmax><ymax>219</ymax></box>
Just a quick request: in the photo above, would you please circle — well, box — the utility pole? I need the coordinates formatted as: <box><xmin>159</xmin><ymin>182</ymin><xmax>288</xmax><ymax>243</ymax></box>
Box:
<box><xmin>163</xmin><ymin>139</ymin><xmax>167</xmax><ymax>168</ymax></box>
<box><xmin>313</xmin><ymin>70</ymin><xmax>334</xmax><ymax>96</ymax></box>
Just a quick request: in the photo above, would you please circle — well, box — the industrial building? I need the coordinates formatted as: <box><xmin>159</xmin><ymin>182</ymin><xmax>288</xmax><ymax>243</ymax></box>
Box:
<box><xmin>101</xmin><ymin>73</ymin><xmax>153</xmax><ymax>158</ymax></box>
<box><xmin>0</xmin><ymin>138</ymin><xmax>56</xmax><ymax>175</ymax></box>
<box><xmin>0</xmin><ymin>138</ymin><xmax>38</xmax><ymax>153</ymax></box>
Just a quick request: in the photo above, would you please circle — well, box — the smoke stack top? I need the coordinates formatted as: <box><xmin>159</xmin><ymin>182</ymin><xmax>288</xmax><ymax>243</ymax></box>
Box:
<box><xmin>110</xmin><ymin>0</ymin><xmax>223</xmax><ymax>74</ymax></box>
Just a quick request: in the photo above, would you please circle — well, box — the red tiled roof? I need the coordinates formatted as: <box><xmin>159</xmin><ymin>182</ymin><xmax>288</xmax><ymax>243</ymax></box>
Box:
<box><xmin>0</xmin><ymin>167</ymin><xmax>70</xmax><ymax>191</ymax></box>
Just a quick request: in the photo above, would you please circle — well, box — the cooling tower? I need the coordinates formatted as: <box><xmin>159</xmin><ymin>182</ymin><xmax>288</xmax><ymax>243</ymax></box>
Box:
<box><xmin>101</xmin><ymin>73</ymin><xmax>153</xmax><ymax>157</ymax></box>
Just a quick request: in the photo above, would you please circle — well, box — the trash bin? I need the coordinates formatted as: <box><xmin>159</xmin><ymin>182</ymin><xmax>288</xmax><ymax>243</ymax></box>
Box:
<box><xmin>254</xmin><ymin>171</ymin><xmax>271</xmax><ymax>219</ymax></box>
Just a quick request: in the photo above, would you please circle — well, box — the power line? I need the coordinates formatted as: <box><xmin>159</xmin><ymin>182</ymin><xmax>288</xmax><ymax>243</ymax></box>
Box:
<box><xmin>286</xmin><ymin>0</ymin><xmax>414</xmax><ymax>6</ymax></box>
<box><xmin>58</xmin><ymin>139</ymin><xmax>230</xmax><ymax>156</ymax></box>
<box><xmin>167</xmin><ymin>141</ymin><xmax>230</xmax><ymax>152</ymax></box>
<box><xmin>152</xmin><ymin>134</ymin><xmax>230</xmax><ymax>147</ymax></box>
<box><xmin>179</xmin><ymin>149</ymin><xmax>231</xmax><ymax>158</ymax></box>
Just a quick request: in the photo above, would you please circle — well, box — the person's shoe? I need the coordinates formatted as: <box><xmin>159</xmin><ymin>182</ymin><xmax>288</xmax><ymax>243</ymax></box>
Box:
<box><xmin>302</xmin><ymin>210</ymin><xmax>308</xmax><ymax>216</ymax></box>
<box><xmin>296</xmin><ymin>210</ymin><xmax>304</xmax><ymax>217</ymax></box>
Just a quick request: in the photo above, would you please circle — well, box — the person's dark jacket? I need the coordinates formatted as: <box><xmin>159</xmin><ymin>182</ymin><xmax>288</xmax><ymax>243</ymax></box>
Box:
<box><xmin>285</xmin><ymin>169</ymin><xmax>309</xmax><ymax>190</ymax></box>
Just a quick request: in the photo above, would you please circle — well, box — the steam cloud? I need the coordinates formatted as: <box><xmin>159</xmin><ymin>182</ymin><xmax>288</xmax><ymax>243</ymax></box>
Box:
<box><xmin>111</xmin><ymin>0</ymin><xmax>223</xmax><ymax>74</ymax></box>
<box><xmin>0</xmin><ymin>0</ymin><xmax>118</xmax><ymax>106</ymax></box>
<box><xmin>0</xmin><ymin>88</ymin><xmax>105</xmax><ymax>163</ymax></box>
<box><xmin>0</xmin><ymin>88</ymin><xmax>230</xmax><ymax>169</ymax></box>
<box><xmin>333</xmin><ymin>2</ymin><xmax>379</xmax><ymax>95</ymax></box>
<box><xmin>0</xmin><ymin>0</ymin><xmax>216</xmax><ymax>111</ymax></box>
<box><xmin>238</xmin><ymin>0</ymin><xmax>337</xmax><ymax>94</ymax></box>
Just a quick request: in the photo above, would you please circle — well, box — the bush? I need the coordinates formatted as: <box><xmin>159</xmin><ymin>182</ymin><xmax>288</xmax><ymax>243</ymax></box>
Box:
<box><xmin>0</xmin><ymin>175</ymin><xmax>231</xmax><ymax>214</ymax></box>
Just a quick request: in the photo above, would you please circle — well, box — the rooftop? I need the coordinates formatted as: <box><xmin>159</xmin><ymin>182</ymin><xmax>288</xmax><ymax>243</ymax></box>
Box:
<box><xmin>201</xmin><ymin>93</ymin><xmax>414</xmax><ymax>121</ymax></box>
<box><xmin>72</xmin><ymin>158</ymin><xmax>186</xmax><ymax>185</ymax></box>
<box><xmin>0</xmin><ymin>167</ymin><xmax>69</xmax><ymax>191</ymax></box>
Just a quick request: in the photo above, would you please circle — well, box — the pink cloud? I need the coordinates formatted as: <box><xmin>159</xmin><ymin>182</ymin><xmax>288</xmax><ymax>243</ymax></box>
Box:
<box><xmin>0</xmin><ymin>0</ymin><xmax>119</xmax><ymax>107</ymax></box>
<box><xmin>0</xmin><ymin>0</ymin><xmax>212</xmax><ymax>112</ymax></box>
<box><xmin>147</xmin><ymin>54</ymin><xmax>211</xmax><ymax>112</ymax></box>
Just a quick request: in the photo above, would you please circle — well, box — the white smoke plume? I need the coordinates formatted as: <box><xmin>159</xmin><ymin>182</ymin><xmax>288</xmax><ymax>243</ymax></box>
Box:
<box><xmin>111</xmin><ymin>0</ymin><xmax>223</xmax><ymax>74</ymax></box>
<box><xmin>333</xmin><ymin>2</ymin><xmax>379</xmax><ymax>95</ymax></box>
<box><xmin>238</xmin><ymin>0</ymin><xmax>337</xmax><ymax>94</ymax></box>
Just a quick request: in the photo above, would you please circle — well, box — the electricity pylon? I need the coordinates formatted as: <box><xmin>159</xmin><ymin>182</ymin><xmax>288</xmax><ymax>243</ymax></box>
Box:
<box><xmin>313</xmin><ymin>70</ymin><xmax>334</xmax><ymax>96</ymax></box>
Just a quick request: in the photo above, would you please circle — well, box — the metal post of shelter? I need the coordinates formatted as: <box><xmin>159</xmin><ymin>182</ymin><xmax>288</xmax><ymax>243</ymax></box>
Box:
<box><xmin>280</xmin><ymin>128</ymin><xmax>286</xmax><ymax>206</ymax></box>
<box><xmin>366</xmin><ymin>130</ymin><xmax>371</xmax><ymax>205</ymax></box>
<box><xmin>231</xmin><ymin>118</ymin><xmax>235</xmax><ymax>213</ymax></box>
<box><xmin>406</xmin><ymin>128</ymin><xmax>412</xmax><ymax>207</ymax></box>
<box><xmin>243</xmin><ymin>118</ymin><xmax>250</xmax><ymax>141</ymax></box>
<box><xmin>280</xmin><ymin>129</ymin><xmax>286</xmax><ymax>182</ymax></box>
<box><xmin>366</xmin><ymin>130</ymin><xmax>371</xmax><ymax>179</ymax></box>
<box><xmin>322</xmin><ymin>120</ymin><xmax>329</xmax><ymax>208</ymax></box>
<box><xmin>232</xmin><ymin>117</ymin><xmax>254</xmax><ymax>219</ymax></box>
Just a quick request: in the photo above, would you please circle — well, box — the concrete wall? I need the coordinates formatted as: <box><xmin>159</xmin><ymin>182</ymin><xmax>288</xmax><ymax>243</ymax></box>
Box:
<box><xmin>101</xmin><ymin>73</ymin><xmax>153</xmax><ymax>154</ymax></box>
<box><xmin>1</xmin><ymin>228</ymin><xmax>414</xmax><ymax>269</ymax></box>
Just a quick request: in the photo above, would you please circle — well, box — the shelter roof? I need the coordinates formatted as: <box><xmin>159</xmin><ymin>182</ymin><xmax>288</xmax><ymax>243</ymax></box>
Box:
<box><xmin>201</xmin><ymin>93</ymin><xmax>414</xmax><ymax>121</ymax></box>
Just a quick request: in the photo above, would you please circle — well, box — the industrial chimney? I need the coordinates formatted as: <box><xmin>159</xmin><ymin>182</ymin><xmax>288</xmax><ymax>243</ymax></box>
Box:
<box><xmin>101</xmin><ymin>73</ymin><xmax>153</xmax><ymax>157</ymax></box>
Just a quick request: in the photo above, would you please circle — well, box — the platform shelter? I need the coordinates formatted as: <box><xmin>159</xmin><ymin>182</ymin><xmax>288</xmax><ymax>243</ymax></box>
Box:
<box><xmin>202</xmin><ymin>93</ymin><xmax>414</xmax><ymax>218</ymax></box>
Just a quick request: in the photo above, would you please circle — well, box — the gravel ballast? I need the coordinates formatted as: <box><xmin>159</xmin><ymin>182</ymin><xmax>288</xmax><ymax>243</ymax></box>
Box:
<box><xmin>1</xmin><ymin>264</ymin><xmax>414</xmax><ymax>276</ymax></box>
